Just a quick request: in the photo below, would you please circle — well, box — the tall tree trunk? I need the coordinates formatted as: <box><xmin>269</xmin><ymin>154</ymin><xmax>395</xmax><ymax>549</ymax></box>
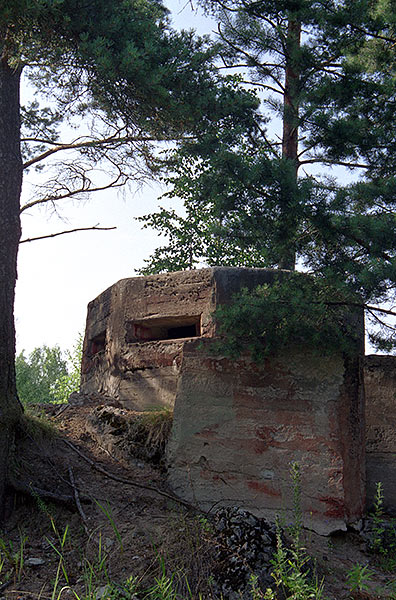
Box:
<box><xmin>279</xmin><ymin>18</ymin><xmax>301</xmax><ymax>270</ymax></box>
<box><xmin>0</xmin><ymin>42</ymin><xmax>23</xmax><ymax>518</ymax></box>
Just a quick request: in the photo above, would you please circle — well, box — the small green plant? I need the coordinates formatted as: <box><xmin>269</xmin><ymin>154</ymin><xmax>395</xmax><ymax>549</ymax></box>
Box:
<box><xmin>369</xmin><ymin>482</ymin><xmax>396</xmax><ymax>571</ymax></box>
<box><xmin>143</xmin><ymin>557</ymin><xmax>177</xmax><ymax>599</ymax></box>
<box><xmin>372</xmin><ymin>481</ymin><xmax>385</xmax><ymax>553</ymax></box>
<box><xmin>249</xmin><ymin>573</ymin><xmax>266</xmax><ymax>599</ymax></box>
<box><xmin>270</xmin><ymin>523</ymin><xmax>325</xmax><ymax>600</ymax></box>
<box><xmin>94</xmin><ymin>500</ymin><xmax>123</xmax><ymax>552</ymax></box>
<box><xmin>0</xmin><ymin>532</ymin><xmax>27</xmax><ymax>583</ymax></box>
<box><xmin>346</xmin><ymin>563</ymin><xmax>374</xmax><ymax>594</ymax></box>
<box><xmin>268</xmin><ymin>463</ymin><xmax>325</xmax><ymax>600</ymax></box>
<box><xmin>46</xmin><ymin>519</ymin><xmax>71</xmax><ymax>600</ymax></box>
<box><xmin>197</xmin><ymin>515</ymin><xmax>213</xmax><ymax>534</ymax></box>
<box><xmin>81</xmin><ymin>531</ymin><xmax>111</xmax><ymax>599</ymax></box>
<box><xmin>288</xmin><ymin>462</ymin><xmax>303</xmax><ymax>552</ymax></box>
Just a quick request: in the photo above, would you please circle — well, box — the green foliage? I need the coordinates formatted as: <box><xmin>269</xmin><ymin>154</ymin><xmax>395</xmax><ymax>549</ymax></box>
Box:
<box><xmin>346</xmin><ymin>563</ymin><xmax>374</xmax><ymax>594</ymax></box>
<box><xmin>143</xmin><ymin>557</ymin><xmax>178</xmax><ymax>600</ymax></box>
<box><xmin>52</xmin><ymin>335</ymin><xmax>83</xmax><ymax>403</ymax></box>
<box><xmin>372</xmin><ymin>482</ymin><xmax>386</xmax><ymax>554</ymax></box>
<box><xmin>46</xmin><ymin>521</ymin><xmax>71</xmax><ymax>600</ymax></box>
<box><xmin>19</xmin><ymin>410</ymin><xmax>58</xmax><ymax>442</ymax></box>
<box><xmin>0</xmin><ymin>532</ymin><xmax>27</xmax><ymax>584</ymax></box>
<box><xmin>15</xmin><ymin>345</ymin><xmax>68</xmax><ymax>405</ymax></box>
<box><xmin>3</xmin><ymin>0</ymin><xmax>259</xmax><ymax>243</ymax></box>
<box><xmin>213</xmin><ymin>273</ymin><xmax>361</xmax><ymax>361</ymax></box>
<box><xmin>16</xmin><ymin>336</ymin><xmax>82</xmax><ymax>405</ymax></box>
<box><xmin>270</xmin><ymin>530</ymin><xmax>325</xmax><ymax>600</ymax></box>
<box><xmin>138</xmin><ymin>0</ymin><xmax>396</xmax><ymax>352</ymax></box>
<box><xmin>368</xmin><ymin>482</ymin><xmax>396</xmax><ymax>572</ymax></box>
<box><xmin>262</xmin><ymin>463</ymin><xmax>325</xmax><ymax>600</ymax></box>
<box><xmin>94</xmin><ymin>500</ymin><xmax>123</xmax><ymax>553</ymax></box>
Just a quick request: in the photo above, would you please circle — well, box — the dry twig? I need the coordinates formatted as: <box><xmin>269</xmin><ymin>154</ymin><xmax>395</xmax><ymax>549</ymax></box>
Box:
<box><xmin>11</xmin><ymin>480</ymin><xmax>91</xmax><ymax>508</ymax></box>
<box><xmin>63</xmin><ymin>438</ymin><xmax>197</xmax><ymax>511</ymax></box>
<box><xmin>68</xmin><ymin>466</ymin><xmax>89</xmax><ymax>535</ymax></box>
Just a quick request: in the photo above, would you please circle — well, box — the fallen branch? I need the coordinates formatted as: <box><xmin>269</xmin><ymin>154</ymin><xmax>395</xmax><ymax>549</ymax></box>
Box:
<box><xmin>11</xmin><ymin>480</ymin><xmax>91</xmax><ymax>508</ymax></box>
<box><xmin>68</xmin><ymin>466</ymin><xmax>89</xmax><ymax>535</ymax></box>
<box><xmin>0</xmin><ymin>581</ymin><xmax>12</xmax><ymax>594</ymax></box>
<box><xmin>63</xmin><ymin>438</ymin><xmax>196</xmax><ymax>511</ymax></box>
<box><xmin>20</xmin><ymin>225</ymin><xmax>116</xmax><ymax>244</ymax></box>
<box><xmin>53</xmin><ymin>404</ymin><xmax>70</xmax><ymax>419</ymax></box>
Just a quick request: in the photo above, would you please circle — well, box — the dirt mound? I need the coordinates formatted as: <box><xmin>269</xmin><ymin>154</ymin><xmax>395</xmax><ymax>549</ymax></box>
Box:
<box><xmin>85</xmin><ymin>405</ymin><xmax>172</xmax><ymax>467</ymax></box>
<box><xmin>1</xmin><ymin>395</ymin><xmax>395</xmax><ymax>599</ymax></box>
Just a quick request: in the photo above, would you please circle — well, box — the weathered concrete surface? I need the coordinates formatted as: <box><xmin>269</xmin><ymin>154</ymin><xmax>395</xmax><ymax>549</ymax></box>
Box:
<box><xmin>81</xmin><ymin>268</ymin><xmax>285</xmax><ymax>410</ymax></box>
<box><xmin>365</xmin><ymin>355</ymin><xmax>396</xmax><ymax>512</ymax></box>
<box><xmin>81</xmin><ymin>267</ymin><xmax>365</xmax><ymax>533</ymax></box>
<box><xmin>81</xmin><ymin>269</ymin><xmax>217</xmax><ymax>409</ymax></box>
<box><xmin>167</xmin><ymin>340</ymin><xmax>365</xmax><ymax>535</ymax></box>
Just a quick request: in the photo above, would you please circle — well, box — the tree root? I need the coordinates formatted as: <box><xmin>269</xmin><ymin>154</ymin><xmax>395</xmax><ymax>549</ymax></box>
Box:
<box><xmin>10</xmin><ymin>479</ymin><xmax>92</xmax><ymax>509</ymax></box>
<box><xmin>68</xmin><ymin>466</ymin><xmax>89</xmax><ymax>534</ymax></box>
<box><xmin>63</xmin><ymin>438</ymin><xmax>197</xmax><ymax>511</ymax></box>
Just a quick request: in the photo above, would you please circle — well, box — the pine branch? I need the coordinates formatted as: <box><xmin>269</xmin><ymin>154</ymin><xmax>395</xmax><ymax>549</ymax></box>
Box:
<box><xmin>217</xmin><ymin>25</ymin><xmax>286</xmax><ymax>91</ymax></box>
<box><xmin>19</xmin><ymin>225</ymin><xmax>116</xmax><ymax>244</ymax></box>
<box><xmin>366</xmin><ymin>308</ymin><xmax>396</xmax><ymax>331</ymax></box>
<box><xmin>299</xmin><ymin>157</ymin><xmax>370</xmax><ymax>170</ymax></box>
<box><xmin>20</xmin><ymin>171</ymin><xmax>126</xmax><ymax>213</ymax></box>
<box><xmin>23</xmin><ymin>132</ymin><xmax>162</xmax><ymax>170</ymax></box>
<box><xmin>238</xmin><ymin>80</ymin><xmax>284</xmax><ymax>95</ymax></box>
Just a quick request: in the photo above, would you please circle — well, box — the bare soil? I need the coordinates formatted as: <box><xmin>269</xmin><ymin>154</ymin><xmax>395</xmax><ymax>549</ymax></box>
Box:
<box><xmin>2</xmin><ymin>397</ymin><xmax>396</xmax><ymax>599</ymax></box>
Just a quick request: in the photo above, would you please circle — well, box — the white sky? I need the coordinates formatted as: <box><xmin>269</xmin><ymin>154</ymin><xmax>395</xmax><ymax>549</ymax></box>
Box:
<box><xmin>15</xmin><ymin>1</ymin><xmax>214</xmax><ymax>354</ymax></box>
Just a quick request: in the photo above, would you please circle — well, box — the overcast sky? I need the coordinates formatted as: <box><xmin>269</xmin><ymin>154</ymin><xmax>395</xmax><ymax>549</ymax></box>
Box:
<box><xmin>15</xmin><ymin>1</ymin><xmax>214</xmax><ymax>355</ymax></box>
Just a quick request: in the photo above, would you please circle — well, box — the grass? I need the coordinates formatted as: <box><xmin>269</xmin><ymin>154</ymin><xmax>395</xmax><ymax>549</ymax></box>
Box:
<box><xmin>5</xmin><ymin>403</ymin><xmax>396</xmax><ymax>600</ymax></box>
<box><xmin>2</xmin><ymin>499</ymin><xmax>396</xmax><ymax>600</ymax></box>
<box><xmin>127</xmin><ymin>408</ymin><xmax>173</xmax><ymax>466</ymax></box>
<box><xmin>18</xmin><ymin>409</ymin><xmax>59</xmax><ymax>442</ymax></box>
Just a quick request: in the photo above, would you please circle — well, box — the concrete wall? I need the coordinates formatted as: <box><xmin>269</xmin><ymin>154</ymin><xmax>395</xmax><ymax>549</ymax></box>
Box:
<box><xmin>81</xmin><ymin>267</ymin><xmax>284</xmax><ymax>410</ymax></box>
<box><xmin>81</xmin><ymin>269</ymin><xmax>218</xmax><ymax>409</ymax></box>
<box><xmin>167</xmin><ymin>340</ymin><xmax>365</xmax><ymax>535</ymax></box>
<box><xmin>81</xmin><ymin>267</ymin><xmax>366</xmax><ymax>533</ymax></box>
<box><xmin>365</xmin><ymin>355</ymin><xmax>396</xmax><ymax>512</ymax></box>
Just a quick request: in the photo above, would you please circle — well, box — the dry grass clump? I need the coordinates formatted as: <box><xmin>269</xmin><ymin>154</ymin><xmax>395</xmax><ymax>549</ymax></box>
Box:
<box><xmin>128</xmin><ymin>408</ymin><xmax>174</xmax><ymax>465</ymax></box>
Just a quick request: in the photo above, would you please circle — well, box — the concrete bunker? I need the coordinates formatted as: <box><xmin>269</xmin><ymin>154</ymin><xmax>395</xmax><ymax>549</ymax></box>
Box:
<box><xmin>81</xmin><ymin>267</ymin><xmax>367</xmax><ymax>535</ymax></box>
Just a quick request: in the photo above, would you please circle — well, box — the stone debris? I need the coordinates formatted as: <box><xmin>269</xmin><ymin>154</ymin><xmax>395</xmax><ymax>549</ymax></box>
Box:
<box><xmin>25</xmin><ymin>558</ymin><xmax>45</xmax><ymax>567</ymax></box>
<box><xmin>212</xmin><ymin>507</ymin><xmax>277</xmax><ymax>599</ymax></box>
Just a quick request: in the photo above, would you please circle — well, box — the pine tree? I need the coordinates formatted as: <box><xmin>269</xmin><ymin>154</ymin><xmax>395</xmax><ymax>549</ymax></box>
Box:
<box><xmin>0</xmin><ymin>0</ymin><xmax>256</xmax><ymax>515</ymax></box>
<box><xmin>138</xmin><ymin>0</ymin><xmax>396</xmax><ymax>351</ymax></box>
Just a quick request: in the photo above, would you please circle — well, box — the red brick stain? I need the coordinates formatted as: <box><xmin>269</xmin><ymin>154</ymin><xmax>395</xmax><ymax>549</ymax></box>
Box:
<box><xmin>196</xmin><ymin>424</ymin><xmax>220</xmax><ymax>440</ymax></box>
<box><xmin>211</xmin><ymin>473</ymin><xmax>238</xmax><ymax>482</ymax></box>
<box><xmin>199</xmin><ymin>470</ymin><xmax>237</xmax><ymax>483</ymax></box>
<box><xmin>254</xmin><ymin>425</ymin><xmax>280</xmax><ymax>452</ymax></box>
<box><xmin>202</xmin><ymin>357</ymin><xmax>235</xmax><ymax>373</ymax></box>
<box><xmin>238</xmin><ymin>361</ymin><xmax>295</xmax><ymax>394</ymax></box>
<box><xmin>233</xmin><ymin>395</ymin><xmax>266</xmax><ymax>412</ymax></box>
<box><xmin>319</xmin><ymin>496</ymin><xmax>345</xmax><ymax>518</ymax></box>
<box><xmin>247</xmin><ymin>480</ymin><xmax>281</xmax><ymax>497</ymax></box>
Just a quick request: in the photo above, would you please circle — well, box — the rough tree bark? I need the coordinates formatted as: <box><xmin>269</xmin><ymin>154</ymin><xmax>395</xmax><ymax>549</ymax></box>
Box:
<box><xmin>279</xmin><ymin>19</ymin><xmax>301</xmax><ymax>271</ymax></box>
<box><xmin>0</xmin><ymin>37</ymin><xmax>23</xmax><ymax>517</ymax></box>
